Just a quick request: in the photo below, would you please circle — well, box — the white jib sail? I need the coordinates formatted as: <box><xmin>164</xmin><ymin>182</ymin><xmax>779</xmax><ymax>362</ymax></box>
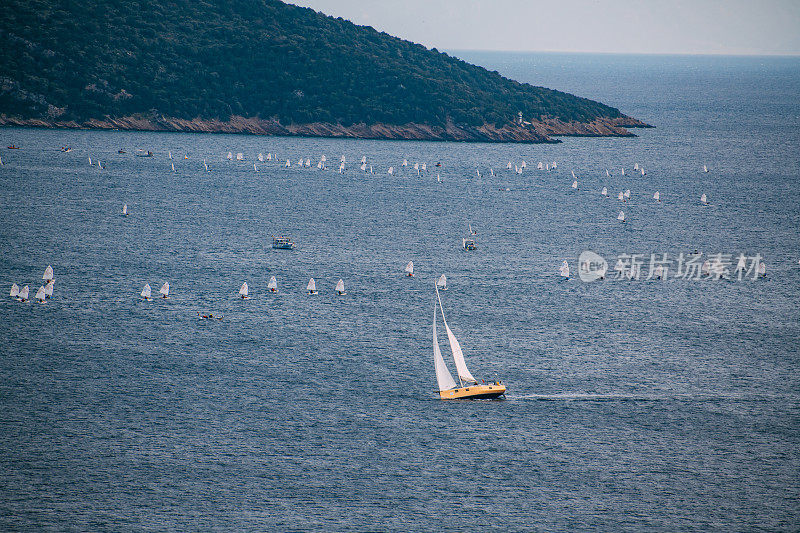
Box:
<box><xmin>19</xmin><ymin>286</ymin><xmax>29</xmax><ymax>300</ymax></box>
<box><xmin>335</xmin><ymin>279</ymin><xmax>345</xmax><ymax>293</ymax></box>
<box><xmin>433</xmin><ymin>302</ymin><xmax>458</xmax><ymax>392</ymax></box>
<box><xmin>141</xmin><ymin>284</ymin><xmax>151</xmax><ymax>299</ymax></box>
<box><xmin>10</xmin><ymin>283</ymin><xmax>19</xmax><ymax>297</ymax></box>
<box><xmin>436</xmin><ymin>274</ymin><xmax>447</xmax><ymax>289</ymax></box>
<box><xmin>307</xmin><ymin>278</ymin><xmax>316</xmax><ymax>292</ymax></box>
<box><xmin>405</xmin><ymin>261</ymin><xmax>414</xmax><ymax>274</ymax></box>
<box><xmin>35</xmin><ymin>286</ymin><xmax>45</xmax><ymax>301</ymax></box>
<box><xmin>268</xmin><ymin>276</ymin><xmax>277</xmax><ymax>290</ymax></box>
<box><xmin>437</xmin><ymin>290</ymin><xmax>477</xmax><ymax>384</ymax></box>
<box><xmin>43</xmin><ymin>265</ymin><xmax>53</xmax><ymax>282</ymax></box>
<box><xmin>388</xmin><ymin>167</ymin><xmax>393</xmax><ymax>175</ymax></box>
<box><xmin>239</xmin><ymin>282</ymin><xmax>248</xmax><ymax>297</ymax></box>
<box><xmin>160</xmin><ymin>282</ymin><xmax>170</xmax><ymax>297</ymax></box>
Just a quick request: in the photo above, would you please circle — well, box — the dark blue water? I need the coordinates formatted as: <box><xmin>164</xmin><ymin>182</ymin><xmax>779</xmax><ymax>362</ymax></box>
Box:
<box><xmin>1</xmin><ymin>53</ymin><xmax>799</xmax><ymax>530</ymax></box>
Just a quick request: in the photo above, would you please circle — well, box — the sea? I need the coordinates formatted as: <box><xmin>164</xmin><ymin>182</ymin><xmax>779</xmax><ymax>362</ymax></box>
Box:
<box><xmin>1</xmin><ymin>52</ymin><xmax>798</xmax><ymax>531</ymax></box>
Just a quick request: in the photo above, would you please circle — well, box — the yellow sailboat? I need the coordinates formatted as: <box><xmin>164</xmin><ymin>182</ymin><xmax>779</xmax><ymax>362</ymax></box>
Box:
<box><xmin>433</xmin><ymin>285</ymin><xmax>506</xmax><ymax>400</ymax></box>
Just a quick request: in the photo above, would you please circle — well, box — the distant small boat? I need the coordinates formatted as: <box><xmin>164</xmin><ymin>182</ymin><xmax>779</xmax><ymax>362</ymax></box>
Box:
<box><xmin>171</xmin><ymin>162</ymin><xmax>175</xmax><ymax>172</ymax></box>
<box><xmin>18</xmin><ymin>285</ymin><xmax>29</xmax><ymax>302</ymax></box>
<box><xmin>335</xmin><ymin>279</ymin><xmax>346</xmax><ymax>295</ymax></box>
<box><xmin>405</xmin><ymin>261</ymin><xmax>414</xmax><ymax>277</ymax></box>
<box><xmin>141</xmin><ymin>284</ymin><xmax>152</xmax><ymax>300</ymax></box>
<box><xmin>468</xmin><ymin>223</ymin><xmax>476</xmax><ymax>236</ymax></box>
<box><xmin>227</xmin><ymin>152</ymin><xmax>233</xmax><ymax>160</ymax></box>
<box><xmin>159</xmin><ymin>282</ymin><xmax>170</xmax><ymax>299</ymax></box>
<box><xmin>538</xmin><ymin>162</ymin><xmax>543</xmax><ymax>170</ymax></box>
<box><xmin>606</xmin><ymin>169</ymin><xmax>610</xmax><ymax>177</ymax></box>
<box><xmin>43</xmin><ymin>265</ymin><xmax>54</xmax><ymax>283</ymax></box>
<box><xmin>653</xmin><ymin>191</ymin><xmax>660</xmax><ymax>202</ymax></box>
<box><xmin>268</xmin><ymin>276</ymin><xmax>278</xmax><ymax>293</ymax></box>
<box><xmin>559</xmin><ymin>260</ymin><xmax>570</xmax><ymax>280</ymax></box>
<box><xmin>10</xmin><ymin>283</ymin><xmax>19</xmax><ymax>299</ymax></box>
<box><xmin>388</xmin><ymin>167</ymin><xmax>394</xmax><ymax>175</ymax></box>
<box><xmin>122</xmin><ymin>204</ymin><xmax>128</xmax><ymax>216</ymax></box>
<box><xmin>462</xmin><ymin>238</ymin><xmax>477</xmax><ymax>251</ymax></box>
<box><xmin>621</xmin><ymin>168</ymin><xmax>625</xmax><ymax>176</ymax></box>
<box><xmin>601</xmin><ymin>187</ymin><xmax>608</xmax><ymax>196</ymax></box>
<box><xmin>618</xmin><ymin>211</ymin><xmax>626</xmax><ymax>222</ymax></box>
<box><xmin>44</xmin><ymin>280</ymin><xmax>54</xmax><ymax>298</ymax></box>
<box><xmin>272</xmin><ymin>236</ymin><xmax>296</xmax><ymax>250</ymax></box>
<box><xmin>360</xmin><ymin>156</ymin><xmax>367</xmax><ymax>164</ymax></box>
<box><xmin>285</xmin><ymin>160</ymin><xmax>291</xmax><ymax>167</ymax></box>
<box><xmin>35</xmin><ymin>286</ymin><xmax>46</xmax><ymax>303</ymax></box>
<box><xmin>758</xmin><ymin>262</ymin><xmax>766</xmax><ymax>278</ymax></box>
<box><xmin>307</xmin><ymin>278</ymin><xmax>317</xmax><ymax>295</ymax></box>
<box><xmin>204</xmin><ymin>159</ymin><xmax>209</xmax><ymax>171</ymax></box>
<box><xmin>701</xmin><ymin>193</ymin><xmax>709</xmax><ymax>205</ymax></box>
<box><xmin>402</xmin><ymin>159</ymin><xmax>408</xmax><ymax>167</ymax></box>
<box><xmin>258</xmin><ymin>153</ymin><xmax>264</xmax><ymax>162</ymax></box>
<box><xmin>239</xmin><ymin>282</ymin><xmax>249</xmax><ymax>299</ymax></box>
<box><xmin>88</xmin><ymin>156</ymin><xmax>92</xmax><ymax>165</ymax></box>
<box><xmin>634</xmin><ymin>163</ymin><xmax>639</xmax><ymax>171</ymax></box>
<box><xmin>618</xmin><ymin>191</ymin><xmax>624</xmax><ymax>201</ymax></box>
<box><xmin>624</xmin><ymin>189</ymin><xmax>631</xmax><ymax>199</ymax></box>
<box><xmin>436</xmin><ymin>274</ymin><xmax>447</xmax><ymax>290</ymax></box>
<box><xmin>236</xmin><ymin>153</ymin><xmax>244</xmax><ymax>161</ymax></box>
<box><xmin>572</xmin><ymin>180</ymin><xmax>578</xmax><ymax>190</ymax></box>
<box><xmin>641</xmin><ymin>168</ymin><xmax>646</xmax><ymax>176</ymax></box>
<box><xmin>168</xmin><ymin>151</ymin><xmax>173</xmax><ymax>160</ymax></box>
<box><xmin>8</xmin><ymin>145</ymin><xmax>19</xmax><ymax>149</ymax></box>
<box><xmin>135</xmin><ymin>150</ymin><xmax>153</xmax><ymax>157</ymax></box>
<box><xmin>703</xmin><ymin>165</ymin><xmax>709</xmax><ymax>173</ymax></box>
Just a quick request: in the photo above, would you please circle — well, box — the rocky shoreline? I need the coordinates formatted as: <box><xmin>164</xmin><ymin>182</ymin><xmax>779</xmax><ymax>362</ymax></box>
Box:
<box><xmin>0</xmin><ymin>114</ymin><xmax>651</xmax><ymax>143</ymax></box>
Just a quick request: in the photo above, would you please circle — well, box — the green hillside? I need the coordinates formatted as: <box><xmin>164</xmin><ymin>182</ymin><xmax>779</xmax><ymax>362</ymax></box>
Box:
<box><xmin>0</xmin><ymin>0</ymin><xmax>632</xmax><ymax>133</ymax></box>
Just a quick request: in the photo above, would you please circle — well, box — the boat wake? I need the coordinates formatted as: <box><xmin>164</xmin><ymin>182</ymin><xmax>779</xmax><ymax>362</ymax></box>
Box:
<box><xmin>509</xmin><ymin>392</ymin><xmax>785</xmax><ymax>402</ymax></box>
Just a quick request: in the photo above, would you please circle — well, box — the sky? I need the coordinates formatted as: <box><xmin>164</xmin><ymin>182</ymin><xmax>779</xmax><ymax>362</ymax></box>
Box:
<box><xmin>286</xmin><ymin>0</ymin><xmax>800</xmax><ymax>56</ymax></box>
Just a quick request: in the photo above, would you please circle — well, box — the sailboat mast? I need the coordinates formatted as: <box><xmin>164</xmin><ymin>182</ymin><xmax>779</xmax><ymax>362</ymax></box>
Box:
<box><xmin>436</xmin><ymin>285</ymin><xmax>463</xmax><ymax>388</ymax></box>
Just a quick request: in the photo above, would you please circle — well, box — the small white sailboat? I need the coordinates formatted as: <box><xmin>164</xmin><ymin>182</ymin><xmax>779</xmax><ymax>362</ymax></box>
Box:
<box><xmin>559</xmin><ymin>260</ymin><xmax>570</xmax><ymax>280</ymax></box>
<box><xmin>640</xmin><ymin>167</ymin><xmax>646</xmax><ymax>176</ymax></box>
<box><xmin>520</xmin><ymin>161</ymin><xmax>526</xmax><ymax>169</ymax></box>
<box><xmin>43</xmin><ymin>265</ymin><xmax>54</xmax><ymax>283</ymax></box>
<box><xmin>758</xmin><ymin>262</ymin><xmax>766</xmax><ymax>278</ymax></box>
<box><xmin>360</xmin><ymin>156</ymin><xmax>367</xmax><ymax>164</ymax></box>
<box><xmin>437</xmin><ymin>174</ymin><xmax>441</xmax><ymax>182</ymax></box>
<box><xmin>141</xmin><ymin>284</ymin><xmax>152</xmax><ymax>300</ymax></box>
<box><xmin>254</xmin><ymin>163</ymin><xmax>258</xmax><ymax>172</ymax></box>
<box><xmin>236</xmin><ymin>153</ymin><xmax>244</xmax><ymax>161</ymax></box>
<box><xmin>239</xmin><ymin>282</ymin><xmax>249</xmax><ymax>299</ymax></box>
<box><xmin>402</xmin><ymin>158</ymin><xmax>408</xmax><ymax>167</ymax></box>
<box><xmin>159</xmin><ymin>282</ymin><xmax>170</xmax><ymax>299</ymax></box>
<box><xmin>634</xmin><ymin>163</ymin><xmax>639</xmax><ymax>171</ymax></box>
<box><xmin>703</xmin><ymin>165</ymin><xmax>709</xmax><ymax>173</ymax></box>
<box><xmin>203</xmin><ymin>159</ymin><xmax>209</xmax><ymax>171</ymax></box>
<box><xmin>268</xmin><ymin>276</ymin><xmax>278</xmax><ymax>293</ymax></box>
<box><xmin>341</xmin><ymin>155</ymin><xmax>346</xmax><ymax>163</ymax></box>
<box><xmin>618</xmin><ymin>191</ymin><xmax>624</xmax><ymax>201</ymax></box>
<box><xmin>267</xmin><ymin>153</ymin><xmax>272</xmax><ymax>161</ymax></box>
<box><xmin>507</xmin><ymin>162</ymin><xmax>512</xmax><ymax>169</ymax></box>
<box><xmin>18</xmin><ymin>285</ymin><xmax>29</xmax><ymax>302</ymax></box>
<box><xmin>305</xmin><ymin>158</ymin><xmax>311</xmax><ymax>167</ymax></box>
<box><xmin>122</xmin><ymin>204</ymin><xmax>128</xmax><ymax>216</ymax></box>
<box><xmin>335</xmin><ymin>279</ymin><xmax>346</xmax><ymax>295</ymax></box>
<box><xmin>618</xmin><ymin>211</ymin><xmax>626</xmax><ymax>222</ymax></box>
<box><xmin>433</xmin><ymin>286</ymin><xmax>506</xmax><ymax>400</ymax></box>
<box><xmin>35</xmin><ymin>286</ymin><xmax>46</xmax><ymax>303</ymax></box>
<box><xmin>171</xmin><ymin>162</ymin><xmax>175</xmax><ymax>172</ymax></box>
<box><xmin>258</xmin><ymin>153</ymin><xmax>264</xmax><ymax>162</ymax></box>
<box><xmin>405</xmin><ymin>261</ymin><xmax>414</xmax><ymax>277</ymax></box>
<box><xmin>436</xmin><ymin>274</ymin><xmax>447</xmax><ymax>290</ymax></box>
<box><xmin>571</xmin><ymin>170</ymin><xmax>577</xmax><ymax>179</ymax></box>
<box><xmin>307</xmin><ymin>278</ymin><xmax>317</xmax><ymax>295</ymax></box>
<box><xmin>44</xmin><ymin>280</ymin><xmax>54</xmax><ymax>298</ymax></box>
<box><xmin>601</xmin><ymin>187</ymin><xmax>608</xmax><ymax>197</ymax></box>
<box><xmin>227</xmin><ymin>152</ymin><xmax>233</xmax><ymax>160</ymax></box>
<box><xmin>538</xmin><ymin>162</ymin><xmax>543</xmax><ymax>170</ymax></box>
<box><xmin>10</xmin><ymin>283</ymin><xmax>19</xmax><ymax>299</ymax></box>
<box><xmin>388</xmin><ymin>167</ymin><xmax>394</xmax><ymax>175</ymax></box>
<box><xmin>88</xmin><ymin>156</ymin><xmax>92</xmax><ymax>165</ymax></box>
<box><xmin>285</xmin><ymin>159</ymin><xmax>291</xmax><ymax>167</ymax></box>
<box><xmin>653</xmin><ymin>191</ymin><xmax>660</xmax><ymax>202</ymax></box>
<box><xmin>168</xmin><ymin>151</ymin><xmax>173</xmax><ymax>160</ymax></box>
<box><xmin>700</xmin><ymin>193</ymin><xmax>709</xmax><ymax>205</ymax></box>
<box><xmin>421</xmin><ymin>163</ymin><xmax>426</xmax><ymax>172</ymax></box>
<box><xmin>552</xmin><ymin>161</ymin><xmax>557</xmax><ymax>169</ymax></box>
<box><xmin>360</xmin><ymin>163</ymin><xmax>367</xmax><ymax>172</ymax></box>
<box><xmin>606</xmin><ymin>169</ymin><xmax>610</xmax><ymax>177</ymax></box>
<box><xmin>571</xmin><ymin>180</ymin><xmax>578</xmax><ymax>190</ymax></box>
<box><xmin>624</xmin><ymin>189</ymin><xmax>631</xmax><ymax>199</ymax></box>
<box><xmin>468</xmin><ymin>223</ymin><xmax>476</xmax><ymax>236</ymax></box>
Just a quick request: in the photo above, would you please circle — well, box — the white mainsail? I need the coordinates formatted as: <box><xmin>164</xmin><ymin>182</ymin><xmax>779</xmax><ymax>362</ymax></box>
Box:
<box><xmin>10</xmin><ymin>283</ymin><xmax>19</xmax><ymax>298</ymax></box>
<box><xmin>601</xmin><ymin>187</ymin><xmax>608</xmax><ymax>196</ymax></box>
<box><xmin>227</xmin><ymin>152</ymin><xmax>233</xmax><ymax>160</ymax></box>
<box><xmin>405</xmin><ymin>261</ymin><xmax>414</xmax><ymax>275</ymax></box>
<box><xmin>618</xmin><ymin>191</ymin><xmax>624</xmax><ymax>201</ymax></box>
<box><xmin>538</xmin><ymin>162</ymin><xmax>543</xmax><ymax>170</ymax></box>
<box><xmin>239</xmin><ymin>282</ymin><xmax>249</xmax><ymax>298</ymax></box>
<box><xmin>168</xmin><ymin>151</ymin><xmax>173</xmax><ymax>160</ymax></box>
<box><xmin>123</xmin><ymin>204</ymin><xmax>128</xmax><ymax>215</ymax></box>
<box><xmin>159</xmin><ymin>282</ymin><xmax>170</xmax><ymax>298</ymax></box>
<box><xmin>634</xmin><ymin>163</ymin><xmax>639</xmax><ymax>171</ymax></box>
<box><xmin>35</xmin><ymin>286</ymin><xmax>45</xmax><ymax>302</ymax></box>
<box><xmin>436</xmin><ymin>274</ymin><xmax>447</xmax><ymax>290</ymax></box>
<box><xmin>268</xmin><ymin>276</ymin><xmax>277</xmax><ymax>292</ymax></box>
<box><xmin>703</xmin><ymin>165</ymin><xmax>708</xmax><ymax>173</ymax></box>
<box><xmin>335</xmin><ymin>279</ymin><xmax>345</xmax><ymax>294</ymax></box>
<box><xmin>402</xmin><ymin>159</ymin><xmax>408</xmax><ymax>167</ymax></box>
<box><xmin>44</xmin><ymin>281</ymin><xmax>53</xmax><ymax>297</ymax></box>
<box><xmin>171</xmin><ymin>162</ymin><xmax>175</xmax><ymax>172</ymax></box>
<box><xmin>258</xmin><ymin>153</ymin><xmax>264</xmax><ymax>162</ymax></box>
<box><xmin>360</xmin><ymin>156</ymin><xmax>366</xmax><ymax>164</ymax></box>
<box><xmin>437</xmin><ymin>288</ymin><xmax>477</xmax><ymax>384</ymax></box>
<box><xmin>236</xmin><ymin>153</ymin><xmax>243</xmax><ymax>160</ymax></box>
<box><xmin>433</xmin><ymin>302</ymin><xmax>458</xmax><ymax>392</ymax></box>
<box><xmin>572</xmin><ymin>180</ymin><xmax>578</xmax><ymax>189</ymax></box>
<box><xmin>18</xmin><ymin>285</ymin><xmax>29</xmax><ymax>301</ymax></box>
<box><xmin>388</xmin><ymin>167</ymin><xmax>394</xmax><ymax>175</ymax></box>
<box><xmin>204</xmin><ymin>159</ymin><xmax>209</xmax><ymax>171</ymax></box>
<box><xmin>307</xmin><ymin>278</ymin><xmax>317</xmax><ymax>293</ymax></box>
<box><xmin>286</xmin><ymin>159</ymin><xmax>291</xmax><ymax>167</ymax></box>
<box><xmin>701</xmin><ymin>193</ymin><xmax>708</xmax><ymax>204</ymax></box>
<box><xmin>624</xmin><ymin>189</ymin><xmax>631</xmax><ymax>199</ymax></box>
<box><xmin>43</xmin><ymin>265</ymin><xmax>54</xmax><ymax>282</ymax></box>
<box><xmin>141</xmin><ymin>284</ymin><xmax>151</xmax><ymax>299</ymax></box>
<box><xmin>618</xmin><ymin>211</ymin><xmax>626</xmax><ymax>222</ymax></box>
<box><xmin>560</xmin><ymin>260</ymin><xmax>570</xmax><ymax>278</ymax></box>
<box><xmin>653</xmin><ymin>191</ymin><xmax>660</xmax><ymax>201</ymax></box>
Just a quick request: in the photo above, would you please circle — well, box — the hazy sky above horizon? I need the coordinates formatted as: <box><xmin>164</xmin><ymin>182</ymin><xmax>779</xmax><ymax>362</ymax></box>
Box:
<box><xmin>286</xmin><ymin>0</ymin><xmax>800</xmax><ymax>56</ymax></box>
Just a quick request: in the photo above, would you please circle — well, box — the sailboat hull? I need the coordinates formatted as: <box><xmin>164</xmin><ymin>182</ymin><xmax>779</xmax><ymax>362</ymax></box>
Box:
<box><xmin>439</xmin><ymin>383</ymin><xmax>506</xmax><ymax>400</ymax></box>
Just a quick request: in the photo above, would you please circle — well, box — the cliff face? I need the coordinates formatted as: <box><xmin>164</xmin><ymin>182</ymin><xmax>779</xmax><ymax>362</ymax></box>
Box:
<box><xmin>0</xmin><ymin>0</ymin><xmax>649</xmax><ymax>143</ymax></box>
<box><xmin>0</xmin><ymin>114</ymin><xmax>650</xmax><ymax>143</ymax></box>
